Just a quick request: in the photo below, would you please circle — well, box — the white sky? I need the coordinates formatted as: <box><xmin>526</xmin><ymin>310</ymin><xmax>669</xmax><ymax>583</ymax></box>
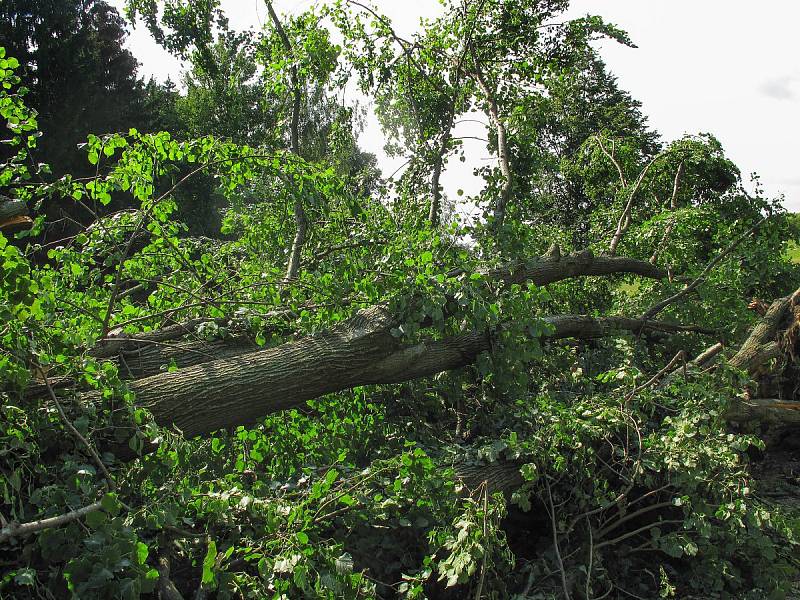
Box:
<box><xmin>110</xmin><ymin>0</ymin><xmax>800</xmax><ymax>212</ymax></box>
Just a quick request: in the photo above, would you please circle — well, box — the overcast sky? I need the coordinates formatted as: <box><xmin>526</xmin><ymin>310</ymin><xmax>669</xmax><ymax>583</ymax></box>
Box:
<box><xmin>110</xmin><ymin>0</ymin><xmax>800</xmax><ymax>212</ymax></box>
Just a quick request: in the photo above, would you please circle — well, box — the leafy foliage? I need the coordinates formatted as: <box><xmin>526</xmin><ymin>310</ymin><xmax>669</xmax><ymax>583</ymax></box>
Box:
<box><xmin>1</xmin><ymin>1</ymin><xmax>800</xmax><ymax>598</ymax></box>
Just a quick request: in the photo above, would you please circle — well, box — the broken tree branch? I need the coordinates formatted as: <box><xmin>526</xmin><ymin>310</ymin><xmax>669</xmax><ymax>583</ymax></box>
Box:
<box><xmin>0</xmin><ymin>501</ymin><xmax>103</xmax><ymax>544</ymax></box>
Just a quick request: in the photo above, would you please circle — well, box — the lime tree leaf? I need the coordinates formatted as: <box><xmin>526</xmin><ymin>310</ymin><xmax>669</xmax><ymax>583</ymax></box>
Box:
<box><xmin>201</xmin><ymin>540</ymin><xmax>217</xmax><ymax>586</ymax></box>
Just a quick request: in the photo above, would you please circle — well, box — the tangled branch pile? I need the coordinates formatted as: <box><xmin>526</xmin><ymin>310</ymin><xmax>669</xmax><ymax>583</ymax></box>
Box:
<box><xmin>1</xmin><ymin>2</ymin><xmax>800</xmax><ymax>598</ymax></box>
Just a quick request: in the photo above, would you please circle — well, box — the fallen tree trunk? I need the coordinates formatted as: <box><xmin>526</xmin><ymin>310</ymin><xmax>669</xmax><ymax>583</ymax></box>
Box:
<box><xmin>103</xmin><ymin>315</ymin><xmax>708</xmax><ymax>382</ymax></box>
<box><xmin>85</xmin><ymin>250</ymin><xmax>665</xmax><ymax>379</ymax></box>
<box><xmin>725</xmin><ymin>398</ymin><xmax>800</xmax><ymax>426</ymax></box>
<box><xmin>76</xmin><ymin>255</ymin><xmax>800</xmax><ymax>447</ymax></box>
<box><xmin>98</xmin><ymin>313</ymin><xmax>706</xmax><ymax>438</ymax></box>
<box><xmin>0</xmin><ymin>197</ymin><xmax>27</xmax><ymax>221</ymax></box>
<box><xmin>0</xmin><ymin>197</ymin><xmax>32</xmax><ymax>232</ymax></box>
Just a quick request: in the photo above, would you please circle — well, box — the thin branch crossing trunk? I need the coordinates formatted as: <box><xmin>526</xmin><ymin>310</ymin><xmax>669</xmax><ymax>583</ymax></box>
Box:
<box><xmin>428</xmin><ymin>130</ymin><xmax>452</xmax><ymax>227</ymax></box>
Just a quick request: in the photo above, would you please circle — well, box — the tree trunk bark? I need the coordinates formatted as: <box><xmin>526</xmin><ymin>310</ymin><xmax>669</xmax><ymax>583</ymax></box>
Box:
<box><xmin>0</xmin><ymin>198</ymin><xmax>27</xmax><ymax>221</ymax></box>
<box><xmin>86</xmin><ymin>251</ymin><xmax>800</xmax><ymax>446</ymax></box>
<box><xmin>89</xmin><ymin>312</ymin><xmax>700</xmax><ymax>439</ymax></box>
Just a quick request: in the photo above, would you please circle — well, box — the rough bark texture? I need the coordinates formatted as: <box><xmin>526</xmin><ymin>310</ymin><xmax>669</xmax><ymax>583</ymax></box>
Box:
<box><xmin>92</xmin><ymin>313</ymin><xmax>699</xmax><ymax>439</ymax></box>
<box><xmin>0</xmin><ymin>198</ymin><xmax>27</xmax><ymax>221</ymax></box>
<box><xmin>90</xmin><ymin>317</ymin><xmax>229</xmax><ymax>359</ymax></box>
<box><xmin>725</xmin><ymin>399</ymin><xmax>800</xmax><ymax>426</ymax></box>
<box><xmin>119</xmin><ymin>307</ymin><xmax>485</xmax><ymax>436</ymax></box>
<box><xmin>679</xmin><ymin>289</ymin><xmax>800</xmax><ymax>427</ymax></box>
<box><xmin>455</xmin><ymin>460</ymin><xmax>525</xmax><ymax>496</ymax></box>
<box><xmin>114</xmin><ymin>336</ymin><xmax>260</xmax><ymax>380</ymax></box>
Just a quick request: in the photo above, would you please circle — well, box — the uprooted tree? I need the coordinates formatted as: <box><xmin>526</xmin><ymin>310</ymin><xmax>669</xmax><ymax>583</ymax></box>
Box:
<box><xmin>2</xmin><ymin>1</ymin><xmax>800</xmax><ymax>598</ymax></box>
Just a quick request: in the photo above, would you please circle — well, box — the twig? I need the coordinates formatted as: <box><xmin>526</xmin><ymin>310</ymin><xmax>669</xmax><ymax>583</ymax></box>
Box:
<box><xmin>596</xmin><ymin>501</ymin><xmax>676</xmax><ymax>540</ymax></box>
<box><xmin>657</xmin><ymin>342</ymin><xmax>723</xmax><ymax>389</ymax></box>
<box><xmin>545</xmin><ymin>478</ymin><xmax>572</xmax><ymax>600</ymax></box>
<box><xmin>596</xmin><ymin>137</ymin><xmax>627</xmax><ymax>188</ymax></box>
<box><xmin>163</xmin><ymin>524</ymin><xmax>208</xmax><ymax>539</ymax></box>
<box><xmin>594</xmin><ymin>519</ymin><xmax>683</xmax><ymax>550</ymax></box>
<box><xmin>585</xmin><ymin>517</ymin><xmax>593</xmax><ymax>600</ymax></box>
<box><xmin>101</xmin><ymin>212</ymin><xmax>148</xmax><ymax>336</ymax></box>
<box><xmin>624</xmin><ymin>351</ymin><xmax>685</xmax><ymax>404</ymax></box>
<box><xmin>650</xmin><ymin>162</ymin><xmax>684</xmax><ymax>264</ymax></box>
<box><xmin>36</xmin><ymin>365</ymin><xmax>114</xmax><ymax>490</ymax></box>
<box><xmin>474</xmin><ymin>483</ymin><xmax>489</xmax><ymax>600</ymax></box>
<box><xmin>608</xmin><ymin>151</ymin><xmax>667</xmax><ymax>256</ymax></box>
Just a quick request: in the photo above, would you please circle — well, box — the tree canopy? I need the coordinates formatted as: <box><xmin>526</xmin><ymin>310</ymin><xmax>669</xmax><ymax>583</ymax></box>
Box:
<box><xmin>1</xmin><ymin>1</ymin><xmax>799</xmax><ymax>599</ymax></box>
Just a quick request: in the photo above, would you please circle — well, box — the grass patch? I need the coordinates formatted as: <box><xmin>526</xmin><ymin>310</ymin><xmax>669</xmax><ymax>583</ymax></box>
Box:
<box><xmin>787</xmin><ymin>241</ymin><xmax>800</xmax><ymax>264</ymax></box>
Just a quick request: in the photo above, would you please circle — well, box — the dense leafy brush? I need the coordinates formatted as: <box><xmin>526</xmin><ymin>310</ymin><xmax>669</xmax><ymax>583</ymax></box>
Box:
<box><xmin>2</xmin><ymin>2</ymin><xmax>800</xmax><ymax>597</ymax></box>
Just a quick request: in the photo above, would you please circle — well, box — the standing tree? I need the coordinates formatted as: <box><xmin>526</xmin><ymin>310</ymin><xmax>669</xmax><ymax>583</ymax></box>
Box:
<box><xmin>0</xmin><ymin>0</ymin><xmax>145</xmax><ymax>176</ymax></box>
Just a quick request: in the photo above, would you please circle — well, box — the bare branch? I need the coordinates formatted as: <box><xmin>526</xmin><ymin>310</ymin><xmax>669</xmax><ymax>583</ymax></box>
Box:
<box><xmin>608</xmin><ymin>151</ymin><xmax>666</xmax><ymax>256</ymax></box>
<box><xmin>469</xmin><ymin>46</ymin><xmax>512</xmax><ymax>231</ymax></box>
<box><xmin>0</xmin><ymin>501</ymin><xmax>103</xmax><ymax>544</ymax></box>
<box><xmin>650</xmin><ymin>162</ymin><xmax>685</xmax><ymax>264</ymax></box>
<box><xmin>624</xmin><ymin>351</ymin><xmax>686</xmax><ymax>404</ymax></box>
<box><xmin>36</xmin><ymin>365</ymin><xmax>115</xmax><ymax>489</ymax></box>
<box><xmin>266</xmin><ymin>1</ymin><xmax>307</xmax><ymax>280</ymax></box>
<box><xmin>595</xmin><ymin>137</ymin><xmax>627</xmax><ymax>188</ymax></box>
<box><xmin>545</xmin><ymin>478</ymin><xmax>572</xmax><ymax>600</ymax></box>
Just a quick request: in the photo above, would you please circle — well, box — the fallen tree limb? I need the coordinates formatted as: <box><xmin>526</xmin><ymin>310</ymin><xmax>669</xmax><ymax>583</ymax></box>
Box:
<box><xmin>487</xmin><ymin>250</ymin><xmax>665</xmax><ymax>286</ymax></box>
<box><xmin>0</xmin><ymin>501</ymin><xmax>103</xmax><ymax>544</ymax></box>
<box><xmin>65</xmin><ymin>250</ymin><xmax>669</xmax><ymax>383</ymax></box>
<box><xmin>94</xmin><ymin>312</ymin><xmax>706</xmax><ymax>439</ymax></box>
<box><xmin>454</xmin><ymin>460</ymin><xmax>525</xmax><ymax>496</ymax></box>
<box><xmin>91</xmin><ymin>250</ymin><xmax>665</xmax><ymax>357</ymax></box>
<box><xmin>725</xmin><ymin>399</ymin><xmax>800</xmax><ymax>426</ymax></box>
<box><xmin>657</xmin><ymin>342</ymin><xmax>724</xmax><ymax>389</ymax></box>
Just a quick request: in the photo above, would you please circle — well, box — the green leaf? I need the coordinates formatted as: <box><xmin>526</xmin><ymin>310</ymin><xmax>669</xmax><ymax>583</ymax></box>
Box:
<box><xmin>101</xmin><ymin>492</ymin><xmax>121</xmax><ymax>516</ymax></box>
<box><xmin>136</xmin><ymin>542</ymin><xmax>149</xmax><ymax>565</ymax></box>
<box><xmin>201</xmin><ymin>540</ymin><xmax>217</xmax><ymax>586</ymax></box>
<box><xmin>85</xmin><ymin>509</ymin><xmax>107</xmax><ymax>529</ymax></box>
